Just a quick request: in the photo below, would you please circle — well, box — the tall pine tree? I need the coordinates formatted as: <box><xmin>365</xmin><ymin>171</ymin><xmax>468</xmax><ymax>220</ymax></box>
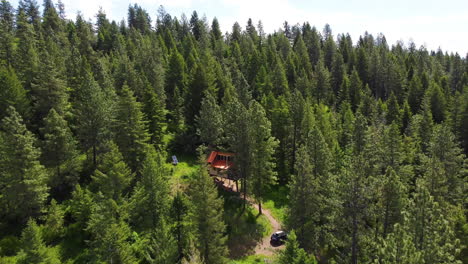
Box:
<box><xmin>0</xmin><ymin>107</ymin><xmax>48</xmax><ymax>224</ymax></box>
<box><xmin>190</xmin><ymin>156</ymin><xmax>227</xmax><ymax>264</ymax></box>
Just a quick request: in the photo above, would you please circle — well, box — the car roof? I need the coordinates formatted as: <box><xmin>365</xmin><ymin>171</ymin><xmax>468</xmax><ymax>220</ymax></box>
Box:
<box><xmin>274</xmin><ymin>231</ymin><xmax>286</xmax><ymax>235</ymax></box>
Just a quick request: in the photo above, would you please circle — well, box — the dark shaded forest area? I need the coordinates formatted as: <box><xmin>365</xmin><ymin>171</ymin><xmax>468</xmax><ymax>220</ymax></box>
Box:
<box><xmin>0</xmin><ymin>0</ymin><xmax>467</xmax><ymax>263</ymax></box>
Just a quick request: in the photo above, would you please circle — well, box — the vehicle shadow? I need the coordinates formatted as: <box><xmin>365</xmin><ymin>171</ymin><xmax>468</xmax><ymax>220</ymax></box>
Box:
<box><xmin>270</xmin><ymin>240</ymin><xmax>285</xmax><ymax>247</ymax></box>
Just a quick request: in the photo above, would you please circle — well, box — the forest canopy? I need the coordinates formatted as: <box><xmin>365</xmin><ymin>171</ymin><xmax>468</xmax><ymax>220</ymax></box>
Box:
<box><xmin>0</xmin><ymin>0</ymin><xmax>467</xmax><ymax>263</ymax></box>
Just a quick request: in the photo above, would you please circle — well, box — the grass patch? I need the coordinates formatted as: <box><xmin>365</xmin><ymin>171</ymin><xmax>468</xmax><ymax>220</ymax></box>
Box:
<box><xmin>220</xmin><ymin>189</ymin><xmax>273</xmax><ymax>259</ymax></box>
<box><xmin>0</xmin><ymin>255</ymin><xmax>18</xmax><ymax>264</ymax></box>
<box><xmin>167</xmin><ymin>153</ymin><xmax>199</xmax><ymax>188</ymax></box>
<box><xmin>228</xmin><ymin>254</ymin><xmax>273</xmax><ymax>264</ymax></box>
<box><xmin>262</xmin><ymin>185</ymin><xmax>289</xmax><ymax>223</ymax></box>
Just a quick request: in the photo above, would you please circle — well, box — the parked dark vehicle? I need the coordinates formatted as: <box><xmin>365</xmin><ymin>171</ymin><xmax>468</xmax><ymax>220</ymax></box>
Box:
<box><xmin>270</xmin><ymin>231</ymin><xmax>287</xmax><ymax>244</ymax></box>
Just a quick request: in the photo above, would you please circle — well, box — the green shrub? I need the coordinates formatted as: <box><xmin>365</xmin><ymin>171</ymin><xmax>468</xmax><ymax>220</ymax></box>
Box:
<box><xmin>0</xmin><ymin>236</ymin><xmax>20</xmax><ymax>256</ymax></box>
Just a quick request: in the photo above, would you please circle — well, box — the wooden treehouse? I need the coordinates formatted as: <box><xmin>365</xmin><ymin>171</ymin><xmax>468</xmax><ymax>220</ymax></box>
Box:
<box><xmin>207</xmin><ymin>151</ymin><xmax>239</xmax><ymax>191</ymax></box>
<box><xmin>207</xmin><ymin>151</ymin><xmax>235</xmax><ymax>176</ymax></box>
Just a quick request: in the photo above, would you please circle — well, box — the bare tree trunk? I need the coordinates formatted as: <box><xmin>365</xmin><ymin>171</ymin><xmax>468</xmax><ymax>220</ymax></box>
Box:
<box><xmin>243</xmin><ymin>179</ymin><xmax>247</xmax><ymax>211</ymax></box>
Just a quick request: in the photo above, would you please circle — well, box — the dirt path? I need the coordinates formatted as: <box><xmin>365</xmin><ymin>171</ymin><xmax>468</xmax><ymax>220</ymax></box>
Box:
<box><xmin>216</xmin><ymin>178</ymin><xmax>285</xmax><ymax>256</ymax></box>
<box><xmin>248</xmin><ymin>198</ymin><xmax>285</xmax><ymax>256</ymax></box>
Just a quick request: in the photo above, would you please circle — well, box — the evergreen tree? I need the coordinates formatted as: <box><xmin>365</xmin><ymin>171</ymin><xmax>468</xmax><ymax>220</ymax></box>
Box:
<box><xmin>289</xmin><ymin>124</ymin><xmax>337</xmax><ymax>252</ymax></box>
<box><xmin>267</xmin><ymin>94</ymin><xmax>293</xmax><ymax>183</ymax></box>
<box><xmin>246</xmin><ymin>18</ymin><xmax>259</xmax><ymax>43</ymax></box>
<box><xmin>381</xmin><ymin>122</ymin><xmax>404</xmax><ymax>171</ymax></box>
<box><xmin>182</xmin><ymin>243</ymin><xmax>204</xmax><ymax>264</ymax></box>
<box><xmin>42</xmin><ymin>199</ymin><xmax>65</xmax><ymax>243</ymax></box>
<box><xmin>190</xmin><ymin>157</ymin><xmax>228</xmax><ymax>264</ymax></box>
<box><xmin>20</xmin><ymin>0</ymin><xmax>41</xmax><ymax>29</ymax></box>
<box><xmin>96</xmin><ymin>8</ymin><xmax>114</xmax><ymax>53</ymax></box>
<box><xmin>68</xmin><ymin>184</ymin><xmax>94</xmax><ymax>229</ymax></box>
<box><xmin>128</xmin><ymin>4</ymin><xmax>151</xmax><ymax>33</ymax></box>
<box><xmin>170</xmin><ymin>191</ymin><xmax>193</xmax><ymax>264</ymax></box>
<box><xmin>375</xmin><ymin>168</ymin><xmax>407</xmax><ymax>237</ymax></box>
<box><xmin>213</xmin><ymin>61</ymin><xmax>234</xmax><ymax>101</ymax></box>
<box><xmin>278</xmin><ymin>231</ymin><xmax>316</xmax><ymax>264</ymax></box>
<box><xmin>0</xmin><ymin>65</ymin><xmax>29</xmax><ymax>119</ymax></box>
<box><xmin>423</xmin><ymin>125</ymin><xmax>465</xmax><ymax>204</ymax></box>
<box><xmin>86</xmin><ymin>195</ymin><xmax>136</xmax><ymax>263</ymax></box>
<box><xmin>0</xmin><ymin>107</ymin><xmax>48</xmax><ymax>223</ymax></box>
<box><xmin>42</xmin><ymin>0</ymin><xmax>63</xmax><ymax>36</ymax></box>
<box><xmin>303</xmin><ymin>24</ymin><xmax>321</xmax><ymax>67</ymax></box>
<box><xmin>331</xmin><ymin>52</ymin><xmax>345</xmax><ymax>97</ymax></box>
<box><xmin>144</xmin><ymin>223</ymin><xmax>178</xmax><ymax>264</ymax></box>
<box><xmin>315</xmin><ymin>60</ymin><xmax>332</xmax><ymax>103</ymax></box>
<box><xmin>349</xmin><ymin>69</ymin><xmax>363</xmax><ymax>112</ymax></box>
<box><xmin>189</xmin><ymin>11</ymin><xmax>205</xmax><ymax>41</ymax></box>
<box><xmin>339</xmin><ymin>74</ymin><xmax>351</xmax><ymax>104</ymax></box>
<box><xmin>356</xmin><ymin>47</ymin><xmax>369</xmax><ymax>86</ymax></box>
<box><xmin>91</xmin><ymin>142</ymin><xmax>134</xmax><ymax>201</ymax></box>
<box><xmin>285</xmin><ymin>53</ymin><xmax>297</xmax><ymax>91</ymax></box>
<box><xmin>16</xmin><ymin>219</ymin><xmax>61</xmax><ymax>264</ymax></box>
<box><xmin>339</xmin><ymin>101</ymin><xmax>355</xmax><ymax>149</ymax></box>
<box><xmin>41</xmin><ymin>108</ymin><xmax>78</xmax><ymax>190</ymax></box>
<box><xmin>253</xmin><ymin>66</ymin><xmax>271</xmax><ymax>98</ymax></box>
<box><xmin>288</xmin><ymin>90</ymin><xmax>306</xmax><ymax>175</ymax></box>
<box><xmin>144</xmin><ymin>88</ymin><xmax>167</xmax><ymax>148</ymax></box>
<box><xmin>74</xmin><ymin>70</ymin><xmax>114</xmax><ymax>168</ymax></box>
<box><xmin>30</xmin><ymin>47</ymin><xmax>69</xmax><ymax>127</ymax></box>
<box><xmin>224</xmin><ymin>98</ymin><xmax>251</xmax><ymax>205</ymax></box>
<box><xmin>170</xmin><ymin>85</ymin><xmax>186</xmax><ymax>135</ymax></box>
<box><xmin>419</xmin><ymin>98</ymin><xmax>435</xmax><ymax>152</ymax></box>
<box><xmin>196</xmin><ymin>92</ymin><xmax>224</xmax><ymax>147</ymax></box>
<box><xmin>248</xmin><ymin>100</ymin><xmax>278</xmax><ymax>214</ymax></box>
<box><xmin>293</xmin><ymin>35</ymin><xmax>312</xmax><ymax>75</ymax></box>
<box><xmin>288</xmin><ymin>145</ymin><xmax>317</xmax><ymax>249</ymax></box>
<box><xmin>409</xmin><ymin>179</ymin><xmax>462</xmax><ymax>264</ymax></box>
<box><xmin>374</xmin><ymin>222</ymin><xmax>422</xmax><ymax>264</ymax></box>
<box><xmin>14</xmin><ymin>8</ymin><xmax>40</xmax><ymax>94</ymax></box>
<box><xmin>115</xmin><ymin>85</ymin><xmax>150</xmax><ymax>172</ymax></box>
<box><xmin>129</xmin><ymin>148</ymin><xmax>170</xmax><ymax>231</ymax></box>
<box><xmin>401</xmin><ymin>100</ymin><xmax>412</xmax><ymax>133</ymax></box>
<box><xmin>0</xmin><ymin>0</ymin><xmax>14</xmax><ymax>65</ymax></box>
<box><xmin>210</xmin><ymin>17</ymin><xmax>222</xmax><ymax>42</ymax></box>
<box><xmin>323</xmin><ymin>26</ymin><xmax>337</xmax><ymax>70</ymax></box>
<box><xmin>407</xmin><ymin>75</ymin><xmax>423</xmax><ymax>113</ymax></box>
<box><xmin>186</xmin><ymin>63</ymin><xmax>216</xmax><ymax>129</ymax></box>
<box><xmin>426</xmin><ymin>81</ymin><xmax>447</xmax><ymax>123</ymax></box>
<box><xmin>456</xmin><ymin>87</ymin><xmax>468</xmax><ymax>153</ymax></box>
<box><xmin>386</xmin><ymin>92</ymin><xmax>401</xmax><ymax>125</ymax></box>
<box><xmin>271</xmin><ymin>59</ymin><xmax>289</xmax><ymax>96</ymax></box>
<box><xmin>338</xmin><ymin>156</ymin><xmax>370</xmax><ymax>264</ymax></box>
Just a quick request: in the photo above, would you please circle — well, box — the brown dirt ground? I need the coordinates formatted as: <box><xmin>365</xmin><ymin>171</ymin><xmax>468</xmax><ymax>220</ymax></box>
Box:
<box><xmin>216</xmin><ymin>177</ymin><xmax>285</xmax><ymax>257</ymax></box>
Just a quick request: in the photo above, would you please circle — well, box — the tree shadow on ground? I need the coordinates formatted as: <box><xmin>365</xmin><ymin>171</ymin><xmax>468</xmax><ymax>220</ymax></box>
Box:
<box><xmin>219</xmin><ymin>189</ymin><xmax>265</xmax><ymax>259</ymax></box>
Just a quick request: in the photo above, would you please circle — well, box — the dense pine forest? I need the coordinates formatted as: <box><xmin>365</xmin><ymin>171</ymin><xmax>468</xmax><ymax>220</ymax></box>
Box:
<box><xmin>0</xmin><ymin>0</ymin><xmax>467</xmax><ymax>263</ymax></box>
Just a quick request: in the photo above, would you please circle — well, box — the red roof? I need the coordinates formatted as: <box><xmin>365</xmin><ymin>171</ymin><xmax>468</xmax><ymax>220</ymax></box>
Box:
<box><xmin>207</xmin><ymin>151</ymin><xmax>218</xmax><ymax>163</ymax></box>
<box><xmin>207</xmin><ymin>151</ymin><xmax>235</xmax><ymax>170</ymax></box>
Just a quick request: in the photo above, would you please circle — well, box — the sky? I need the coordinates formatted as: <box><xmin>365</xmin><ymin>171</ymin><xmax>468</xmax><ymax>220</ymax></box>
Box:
<box><xmin>9</xmin><ymin>0</ymin><xmax>468</xmax><ymax>55</ymax></box>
